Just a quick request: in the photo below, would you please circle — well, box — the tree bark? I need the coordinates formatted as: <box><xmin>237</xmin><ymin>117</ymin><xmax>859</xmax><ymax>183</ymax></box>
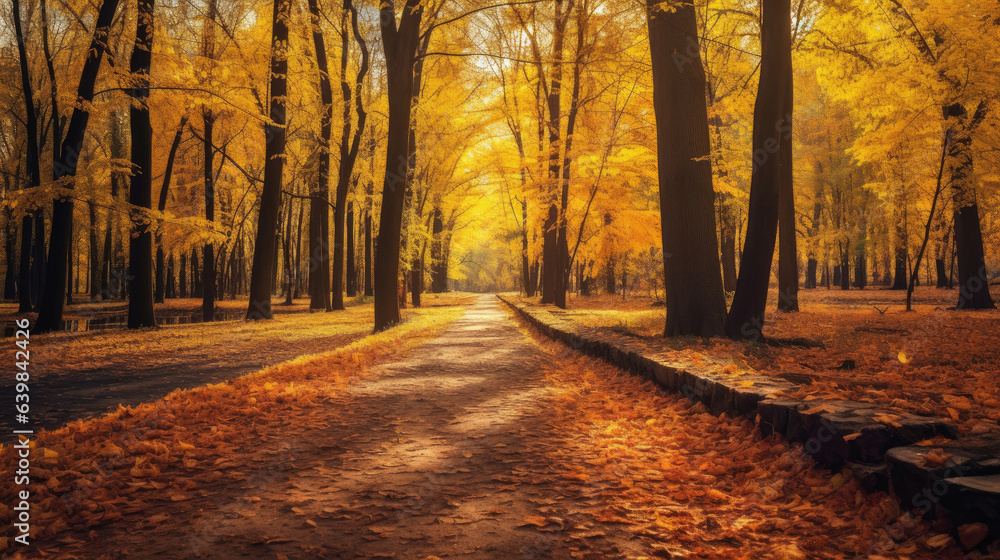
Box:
<box><xmin>776</xmin><ymin>56</ymin><xmax>798</xmax><ymax>312</ymax></box>
<box><xmin>346</xmin><ymin>201</ymin><xmax>356</xmax><ymax>297</ymax></box>
<box><xmin>13</xmin><ymin>0</ymin><xmax>41</xmax><ymax>313</ymax></box>
<box><xmin>648</xmin><ymin>0</ymin><xmax>727</xmax><ymax>337</ymax></box>
<box><xmin>944</xmin><ymin>102</ymin><xmax>994</xmax><ymax>309</ymax></box>
<box><xmin>306</xmin><ymin>0</ymin><xmax>332</xmax><ymax>311</ymax></box>
<box><xmin>724</xmin><ymin>0</ymin><xmax>791</xmax><ymax>340</ymax></box>
<box><xmin>247</xmin><ymin>0</ymin><xmax>290</xmax><ymax>320</ymax></box>
<box><xmin>364</xmin><ymin>207</ymin><xmax>373</xmax><ymax>297</ymax></box>
<box><xmin>373</xmin><ymin>0</ymin><xmax>424</xmax><ymax>331</ymax></box>
<box><xmin>126</xmin><ymin>0</ymin><xmax>156</xmax><ymax>328</ymax></box>
<box><xmin>332</xmin><ymin>0</ymin><xmax>370</xmax><ymax>311</ymax></box>
<box><xmin>34</xmin><ymin>0</ymin><xmax>121</xmax><ymax>332</ymax></box>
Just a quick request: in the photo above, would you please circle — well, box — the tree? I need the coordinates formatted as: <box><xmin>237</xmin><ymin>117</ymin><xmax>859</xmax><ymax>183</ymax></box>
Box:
<box><xmin>246</xmin><ymin>0</ymin><xmax>290</xmax><ymax>320</ymax></box>
<box><xmin>646</xmin><ymin>0</ymin><xmax>727</xmax><ymax>337</ymax></box>
<box><xmin>331</xmin><ymin>0</ymin><xmax>370</xmax><ymax>311</ymax></box>
<box><xmin>725</xmin><ymin>0</ymin><xmax>792</xmax><ymax>340</ymax></box>
<box><xmin>306</xmin><ymin>0</ymin><xmax>333</xmax><ymax>311</ymax></box>
<box><xmin>35</xmin><ymin>0</ymin><xmax>122</xmax><ymax>333</ymax></box>
<box><xmin>127</xmin><ymin>0</ymin><xmax>157</xmax><ymax>329</ymax></box>
<box><xmin>373</xmin><ymin>0</ymin><xmax>424</xmax><ymax>331</ymax></box>
<box><xmin>12</xmin><ymin>0</ymin><xmax>41</xmax><ymax>314</ymax></box>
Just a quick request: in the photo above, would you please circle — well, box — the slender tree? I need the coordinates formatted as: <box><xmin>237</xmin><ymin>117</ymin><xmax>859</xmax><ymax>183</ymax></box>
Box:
<box><xmin>306</xmin><ymin>0</ymin><xmax>333</xmax><ymax>311</ymax></box>
<box><xmin>127</xmin><ymin>0</ymin><xmax>157</xmax><ymax>328</ymax></box>
<box><xmin>12</xmin><ymin>0</ymin><xmax>41</xmax><ymax>314</ymax></box>
<box><xmin>373</xmin><ymin>0</ymin><xmax>424</xmax><ymax>331</ymax></box>
<box><xmin>725</xmin><ymin>0</ymin><xmax>792</xmax><ymax>340</ymax></box>
<box><xmin>246</xmin><ymin>0</ymin><xmax>290</xmax><ymax>320</ymax></box>
<box><xmin>332</xmin><ymin>0</ymin><xmax>370</xmax><ymax>310</ymax></box>
<box><xmin>35</xmin><ymin>0</ymin><xmax>122</xmax><ymax>333</ymax></box>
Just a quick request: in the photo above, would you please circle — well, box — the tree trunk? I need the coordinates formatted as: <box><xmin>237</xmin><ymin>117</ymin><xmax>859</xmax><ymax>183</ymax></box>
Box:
<box><xmin>332</xmin><ymin>0</ymin><xmax>370</xmax><ymax>311</ymax></box>
<box><xmin>13</xmin><ymin>0</ymin><xmax>41</xmax><ymax>313</ymax></box>
<box><xmin>294</xmin><ymin>195</ymin><xmax>305</xmax><ymax>299</ymax></box>
<box><xmin>364</xmin><ymin>207</ymin><xmax>373</xmax><ymax>296</ymax></box>
<box><xmin>126</xmin><ymin>0</ymin><xmax>157</xmax><ymax>329</ymax></box>
<box><xmin>724</xmin><ymin>0</ymin><xmax>791</xmax><ymax>340</ymax></box>
<box><xmin>806</xmin><ymin>258</ymin><xmax>817</xmax><ymax>289</ymax></box>
<box><xmin>34</xmin><ymin>0</ymin><xmax>120</xmax><ymax>332</ymax></box>
<box><xmin>944</xmin><ymin>103</ymin><xmax>995</xmax><ymax>309</ymax></box>
<box><xmin>179</xmin><ymin>252</ymin><xmax>187</xmax><ymax>298</ymax></box>
<box><xmin>247</xmin><ymin>0</ymin><xmax>290</xmax><ymax>320</ymax></box>
<box><xmin>521</xmin><ymin>199</ymin><xmax>532</xmax><ymax>296</ymax></box>
<box><xmin>192</xmin><ymin>247</ymin><xmax>201</xmax><ymax>298</ymax></box>
<box><xmin>89</xmin><ymin>202</ymin><xmax>101</xmax><ymax>301</ymax></box>
<box><xmin>430</xmin><ymin>207</ymin><xmax>446</xmax><ymax>293</ymax></box>
<box><xmin>166</xmin><ymin>253</ymin><xmax>175</xmax><ymax>298</ymax></box>
<box><xmin>373</xmin><ymin>0</ymin><xmax>424</xmax><ymax>331</ymax></box>
<box><xmin>648</xmin><ymin>0</ymin><xmax>727</xmax><ymax>336</ymax></box>
<box><xmin>346</xmin><ymin>201</ymin><xmax>356</xmax><ymax>297</ymax></box>
<box><xmin>3</xmin><ymin>206</ymin><xmax>16</xmax><ymax>300</ymax></box>
<box><xmin>306</xmin><ymin>0</ymin><xmax>333</xmax><ymax>311</ymax></box>
<box><xmin>203</xmin><ymin>110</ymin><xmax>216</xmax><ymax>321</ymax></box>
<box><xmin>776</xmin><ymin>47</ymin><xmax>797</xmax><ymax>312</ymax></box>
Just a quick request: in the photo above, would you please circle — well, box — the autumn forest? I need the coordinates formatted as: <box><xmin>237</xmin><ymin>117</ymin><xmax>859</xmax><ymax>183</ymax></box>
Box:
<box><xmin>1</xmin><ymin>0</ymin><xmax>1000</xmax><ymax>558</ymax></box>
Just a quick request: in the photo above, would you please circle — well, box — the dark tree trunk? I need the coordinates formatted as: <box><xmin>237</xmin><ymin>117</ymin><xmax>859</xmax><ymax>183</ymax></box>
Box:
<box><xmin>935</xmin><ymin>259</ymin><xmax>948</xmax><ymax>288</ymax></box>
<box><xmin>410</xmin><ymin>257</ymin><xmax>421</xmax><ymax>307</ymax></box>
<box><xmin>724</xmin><ymin>0</ymin><xmax>791</xmax><ymax>340</ymax></box>
<box><xmin>605</xmin><ymin>257</ymin><xmax>615</xmax><ymax>295</ymax></box>
<box><xmin>179</xmin><ymin>252</ymin><xmax>187</xmax><ymax>298</ymax></box>
<box><xmin>126</xmin><ymin>0</ymin><xmax>156</xmax><ymax>329</ymax></box>
<box><xmin>776</xmin><ymin>48</ymin><xmax>797</xmax><ymax>312</ymax></box>
<box><xmin>13</xmin><ymin>0</ymin><xmax>41</xmax><ymax>313</ymax></box>
<box><xmin>67</xmin><ymin>227</ymin><xmax>74</xmax><ymax>305</ymax></box>
<box><xmin>34</xmin><ymin>0</ymin><xmax>121</xmax><ymax>332</ymax></box>
<box><xmin>647</xmin><ymin>0</ymin><xmax>727</xmax><ymax>336</ymax></box>
<box><xmin>806</xmin><ymin>258</ymin><xmax>817</xmax><ymax>289</ymax></box>
<box><xmin>833</xmin><ymin>265</ymin><xmax>841</xmax><ymax>286</ymax></box>
<box><xmin>854</xmin><ymin>252</ymin><xmax>867</xmax><ymax>289</ymax></box>
<box><xmin>332</xmin><ymin>0</ymin><xmax>369</xmax><ymax>311</ymax></box>
<box><xmin>530</xmin><ymin>260</ymin><xmax>540</xmax><ymax>296</ymax></box>
<box><xmin>373</xmin><ymin>0</ymin><xmax>424</xmax><ymax>331</ymax></box>
<box><xmin>720</xmin><ymin>202</ymin><xmax>738</xmax><ymax>292</ymax></box>
<box><xmin>944</xmin><ymin>102</ymin><xmax>995</xmax><ymax>309</ymax></box>
<box><xmin>203</xmin><ymin>110</ymin><xmax>216</xmax><ymax>321</ymax></box>
<box><xmin>307</xmin><ymin>0</ymin><xmax>332</xmax><ymax>311</ymax></box>
<box><xmin>541</xmin><ymin>206</ymin><xmax>558</xmax><ymax>303</ymax></box>
<box><xmin>247</xmin><ymin>0</ymin><xmax>290</xmax><ymax>320</ymax></box>
<box><xmin>521</xmin><ymin>199</ymin><xmax>532</xmax><ymax>296</ymax></box>
<box><xmin>89</xmin><ymin>202</ymin><xmax>101</xmax><ymax>300</ymax></box>
<box><xmin>192</xmin><ymin>247</ymin><xmax>201</xmax><ymax>298</ymax></box>
<box><xmin>154</xmin><ymin>114</ymin><xmax>186</xmax><ymax>304</ymax></box>
<box><xmin>4</xmin><ymin>207</ymin><xmax>16</xmax><ymax>300</ymax></box>
<box><xmin>346</xmin><ymin>201</ymin><xmax>356</xmax><ymax>297</ymax></box>
<box><xmin>364</xmin><ymin>207</ymin><xmax>373</xmax><ymax>296</ymax></box>
<box><xmin>283</xmin><ymin>197</ymin><xmax>293</xmax><ymax>305</ymax></box>
<box><xmin>891</xmin><ymin>246</ymin><xmax>908</xmax><ymax>289</ymax></box>
<box><xmin>840</xmin><ymin>249</ymin><xmax>850</xmax><ymax>290</ymax></box>
<box><xmin>166</xmin><ymin>252</ymin><xmax>175</xmax><ymax>298</ymax></box>
<box><xmin>430</xmin><ymin>207</ymin><xmax>446</xmax><ymax>293</ymax></box>
<box><xmin>294</xmin><ymin>196</ymin><xmax>305</xmax><ymax>299</ymax></box>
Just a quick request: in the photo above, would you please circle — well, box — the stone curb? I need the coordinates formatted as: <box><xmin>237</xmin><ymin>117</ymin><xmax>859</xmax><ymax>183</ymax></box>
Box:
<box><xmin>498</xmin><ymin>295</ymin><xmax>1000</xmax><ymax>548</ymax></box>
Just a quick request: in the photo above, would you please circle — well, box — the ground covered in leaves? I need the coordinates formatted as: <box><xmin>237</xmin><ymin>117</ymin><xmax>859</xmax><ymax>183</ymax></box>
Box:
<box><xmin>519</xmin><ymin>287</ymin><xmax>1000</xmax><ymax>435</ymax></box>
<box><xmin>0</xmin><ymin>294</ymin><xmax>470</xmax><ymax>436</ymax></box>
<box><xmin>2</xmin><ymin>295</ymin><xmax>990</xmax><ymax>559</ymax></box>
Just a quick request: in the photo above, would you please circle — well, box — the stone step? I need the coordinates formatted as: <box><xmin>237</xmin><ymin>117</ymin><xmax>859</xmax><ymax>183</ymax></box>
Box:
<box><xmin>759</xmin><ymin>398</ymin><xmax>957</xmax><ymax>469</ymax></box>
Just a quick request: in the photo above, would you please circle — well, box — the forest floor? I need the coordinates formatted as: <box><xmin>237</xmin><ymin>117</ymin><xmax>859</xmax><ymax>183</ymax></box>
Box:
<box><xmin>512</xmin><ymin>286</ymin><xmax>1000</xmax><ymax>435</ymax></box>
<box><xmin>3</xmin><ymin>295</ymin><xmax>986</xmax><ymax>559</ymax></box>
<box><xmin>0</xmin><ymin>293</ymin><xmax>472</xmax><ymax>439</ymax></box>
